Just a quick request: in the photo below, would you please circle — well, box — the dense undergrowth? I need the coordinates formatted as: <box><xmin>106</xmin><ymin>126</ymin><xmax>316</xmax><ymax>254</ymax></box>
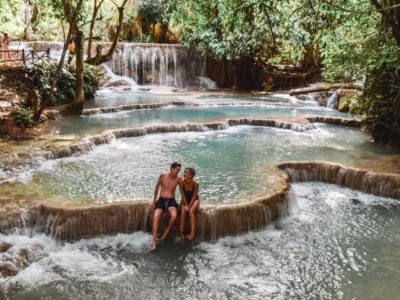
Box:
<box><xmin>24</xmin><ymin>61</ymin><xmax>98</xmax><ymax>106</ymax></box>
<box><xmin>361</xmin><ymin>56</ymin><xmax>400</xmax><ymax>145</ymax></box>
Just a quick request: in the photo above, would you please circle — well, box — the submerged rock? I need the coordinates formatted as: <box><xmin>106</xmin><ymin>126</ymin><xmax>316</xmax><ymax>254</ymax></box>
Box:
<box><xmin>0</xmin><ymin>240</ymin><xmax>11</xmax><ymax>253</ymax></box>
<box><xmin>0</xmin><ymin>262</ymin><xmax>18</xmax><ymax>277</ymax></box>
<box><xmin>0</xmin><ymin>243</ymin><xmax>46</xmax><ymax>278</ymax></box>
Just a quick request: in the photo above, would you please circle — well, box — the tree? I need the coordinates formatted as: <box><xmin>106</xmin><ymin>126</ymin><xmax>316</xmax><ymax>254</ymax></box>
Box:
<box><xmin>59</xmin><ymin>0</ymin><xmax>86</xmax><ymax>113</ymax></box>
<box><xmin>371</xmin><ymin>0</ymin><xmax>400</xmax><ymax>45</ymax></box>
<box><xmin>85</xmin><ymin>0</ymin><xmax>129</xmax><ymax>65</ymax></box>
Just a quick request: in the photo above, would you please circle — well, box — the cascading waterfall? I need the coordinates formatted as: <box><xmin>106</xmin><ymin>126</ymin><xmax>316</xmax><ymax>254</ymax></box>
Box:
<box><xmin>327</xmin><ymin>91</ymin><xmax>338</xmax><ymax>109</ymax></box>
<box><xmin>12</xmin><ymin>41</ymin><xmax>209</xmax><ymax>89</ymax></box>
<box><xmin>108</xmin><ymin>43</ymin><xmax>194</xmax><ymax>88</ymax></box>
<box><xmin>100</xmin><ymin>64</ymin><xmax>137</xmax><ymax>88</ymax></box>
<box><xmin>1</xmin><ymin>162</ymin><xmax>399</xmax><ymax>243</ymax></box>
<box><xmin>95</xmin><ymin>42</ymin><xmax>206</xmax><ymax>89</ymax></box>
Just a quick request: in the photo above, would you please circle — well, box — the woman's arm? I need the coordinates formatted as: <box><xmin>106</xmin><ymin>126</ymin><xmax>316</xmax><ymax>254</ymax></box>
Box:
<box><xmin>188</xmin><ymin>182</ymin><xmax>199</xmax><ymax>209</ymax></box>
<box><xmin>179</xmin><ymin>182</ymin><xmax>188</xmax><ymax>207</ymax></box>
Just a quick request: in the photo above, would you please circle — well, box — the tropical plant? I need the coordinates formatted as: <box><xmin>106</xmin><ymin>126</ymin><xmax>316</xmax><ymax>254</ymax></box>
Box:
<box><xmin>24</xmin><ymin>60</ymin><xmax>98</xmax><ymax>106</ymax></box>
<box><xmin>12</xmin><ymin>107</ymin><xmax>35</xmax><ymax>129</ymax></box>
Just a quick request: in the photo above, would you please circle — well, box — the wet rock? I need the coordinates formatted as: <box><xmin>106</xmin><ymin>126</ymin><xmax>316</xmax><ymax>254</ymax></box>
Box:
<box><xmin>43</xmin><ymin>110</ymin><xmax>61</xmax><ymax>120</ymax></box>
<box><xmin>351</xmin><ymin>198</ymin><xmax>361</xmax><ymax>205</ymax></box>
<box><xmin>39</xmin><ymin>114</ymin><xmax>48</xmax><ymax>123</ymax></box>
<box><xmin>194</xmin><ymin>76</ymin><xmax>217</xmax><ymax>90</ymax></box>
<box><xmin>0</xmin><ymin>262</ymin><xmax>18</xmax><ymax>277</ymax></box>
<box><xmin>315</xmin><ymin>91</ymin><xmax>330</xmax><ymax>107</ymax></box>
<box><xmin>0</xmin><ymin>101</ymin><xmax>12</xmax><ymax>111</ymax></box>
<box><xmin>278</xmin><ymin>161</ymin><xmax>400</xmax><ymax>200</ymax></box>
<box><xmin>0</xmin><ymin>197</ymin><xmax>12</xmax><ymax>205</ymax></box>
<box><xmin>18</xmin><ymin>244</ymin><xmax>45</xmax><ymax>265</ymax></box>
<box><xmin>0</xmin><ymin>240</ymin><xmax>12</xmax><ymax>253</ymax></box>
<box><xmin>103</xmin><ymin>79</ymin><xmax>132</xmax><ymax>88</ymax></box>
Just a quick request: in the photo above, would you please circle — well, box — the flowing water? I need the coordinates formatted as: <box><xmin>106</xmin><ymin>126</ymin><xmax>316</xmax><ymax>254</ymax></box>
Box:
<box><xmin>47</xmin><ymin>92</ymin><xmax>353</xmax><ymax>137</ymax></box>
<box><xmin>14</xmin><ymin>42</ymin><xmax>206</xmax><ymax>89</ymax></box>
<box><xmin>28</xmin><ymin>125</ymin><xmax>394</xmax><ymax>203</ymax></box>
<box><xmin>1</xmin><ymin>183</ymin><xmax>400</xmax><ymax>299</ymax></box>
<box><xmin>1</xmin><ymin>61</ymin><xmax>399</xmax><ymax>298</ymax></box>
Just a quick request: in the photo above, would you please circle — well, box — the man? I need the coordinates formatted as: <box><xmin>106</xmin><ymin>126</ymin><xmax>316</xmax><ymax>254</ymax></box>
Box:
<box><xmin>150</xmin><ymin>162</ymin><xmax>181</xmax><ymax>251</ymax></box>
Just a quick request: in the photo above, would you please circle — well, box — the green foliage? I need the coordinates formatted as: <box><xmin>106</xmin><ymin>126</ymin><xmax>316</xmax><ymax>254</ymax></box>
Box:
<box><xmin>168</xmin><ymin>0</ymin><xmax>281</xmax><ymax>64</ymax></box>
<box><xmin>338</xmin><ymin>92</ymin><xmax>363</xmax><ymax>114</ymax></box>
<box><xmin>360</xmin><ymin>44</ymin><xmax>400</xmax><ymax>144</ymax></box>
<box><xmin>138</xmin><ymin>0</ymin><xmax>163</xmax><ymax>28</ymax></box>
<box><xmin>24</xmin><ymin>61</ymin><xmax>99</xmax><ymax>106</ymax></box>
<box><xmin>24</xmin><ymin>61</ymin><xmax>75</xmax><ymax>106</ymax></box>
<box><xmin>83</xmin><ymin>64</ymin><xmax>99</xmax><ymax>99</ymax></box>
<box><xmin>11</xmin><ymin>107</ymin><xmax>35</xmax><ymax>129</ymax></box>
<box><xmin>0</xmin><ymin>0</ymin><xmax>26</xmax><ymax>37</ymax></box>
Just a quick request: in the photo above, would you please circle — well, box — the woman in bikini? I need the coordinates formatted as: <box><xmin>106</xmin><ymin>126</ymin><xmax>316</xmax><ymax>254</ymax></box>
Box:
<box><xmin>1</xmin><ymin>33</ymin><xmax>10</xmax><ymax>63</ymax></box>
<box><xmin>179</xmin><ymin>167</ymin><xmax>200</xmax><ymax>241</ymax></box>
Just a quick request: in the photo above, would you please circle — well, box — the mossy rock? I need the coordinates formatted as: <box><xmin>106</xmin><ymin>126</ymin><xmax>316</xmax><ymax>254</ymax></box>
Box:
<box><xmin>338</xmin><ymin>90</ymin><xmax>363</xmax><ymax>115</ymax></box>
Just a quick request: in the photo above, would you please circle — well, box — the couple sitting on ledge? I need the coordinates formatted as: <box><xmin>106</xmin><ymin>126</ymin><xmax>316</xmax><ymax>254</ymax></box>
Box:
<box><xmin>150</xmin><ymin>162</ymin><xmax>200</xmax><ymax>251</ymax></box>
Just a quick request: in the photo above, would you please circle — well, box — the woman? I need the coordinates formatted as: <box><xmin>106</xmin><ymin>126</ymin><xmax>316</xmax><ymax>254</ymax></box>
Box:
<box><xmin>1</xmin><ymin>33</ymin><xmax>10</xmax><ymax>62</ymax></box>
<box><xmin>179</xmin><ymin>167</ymin><xmax>200</xmax><ymax>241</ymax></box>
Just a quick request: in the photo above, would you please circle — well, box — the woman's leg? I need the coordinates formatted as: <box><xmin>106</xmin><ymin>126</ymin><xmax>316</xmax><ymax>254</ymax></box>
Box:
<box><xmin>179</xmin><ymin>205</ymin><xmax>187</xmax><ymax>239</ymax></box>
<box><xmin>187</xmin><ymin>200</ymin><xmax>200</xmax><ymax>240</ymax></box>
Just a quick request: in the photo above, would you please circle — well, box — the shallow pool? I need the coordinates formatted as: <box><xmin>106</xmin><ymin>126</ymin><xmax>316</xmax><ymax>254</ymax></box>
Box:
<box><xmin>28</xmin><ymin>125</ymin><xmax>394</xmax><ymax>203</ymax></box>
<box><xmin>49</xmin><ymin>104</ymin><xmax>352</xmax><ymax>137</ymax></box>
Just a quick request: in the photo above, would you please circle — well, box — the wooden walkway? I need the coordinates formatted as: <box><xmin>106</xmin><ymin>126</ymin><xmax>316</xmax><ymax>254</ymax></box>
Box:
<box><xmin>0</xmin><ymin>49</ymin><xmax>50</xmax><ymax>67</ymax></box>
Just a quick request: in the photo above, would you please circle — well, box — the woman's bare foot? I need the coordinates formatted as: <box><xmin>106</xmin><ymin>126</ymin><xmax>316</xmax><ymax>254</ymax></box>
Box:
<box><xmin>178</xmin><ymin>232</ymin><xmax>185</xmax><ymax>240</ymax></box>
<box><xmin>150</xmin><ymin>242</ymin><xmax>157</xmax><ymax>251</ymax></box>
<box><xmin>161</xmin><ymin>231</ymin><xmax>169</xmax><ymax>241</ymax></box>
<box><xmin>186</xmin><ymin>234</ymin><xmax>194</xmax><ymax>241</ymax></box>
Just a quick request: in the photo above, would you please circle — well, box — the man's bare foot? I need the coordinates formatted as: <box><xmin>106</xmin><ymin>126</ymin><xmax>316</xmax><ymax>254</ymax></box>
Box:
<box><xmin>150</xmin><ymin>242</ymin><xmax>157</xmax><ymax>251</ymax></box>
<box><xmin>186</xmin><ymin>235</ymin><xmax>194</xmax><ymax>241</ymax></box>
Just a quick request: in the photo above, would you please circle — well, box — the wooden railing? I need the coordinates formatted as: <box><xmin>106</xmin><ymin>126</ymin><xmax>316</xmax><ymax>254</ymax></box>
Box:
<box><xmin>0</xmin><ymin>49</ymin><xmax>50</xmax><ymax>66</ymax></box>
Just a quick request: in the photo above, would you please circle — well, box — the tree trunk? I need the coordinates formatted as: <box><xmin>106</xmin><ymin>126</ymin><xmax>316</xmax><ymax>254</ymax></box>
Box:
<box><xmin>86</xmin><ymin>0</ymin><xmax>104</xmax><ymax>60</ymax></box>
<box><xmin>85</xmin><ymin>1</ymin><xmax>128</xmax><ymax>66</ymax></box>
<box><xmin>33</xmin><ymin>26</ymin><xmax>72</xmax><ymax>121</ymax></box>
<box><xmin>24</xmin><ymin>0</ymin><xmax>33</xmax><ymax>40</ymax></box>
<box><xmin>370</xmin><ymin>0</ymin><xmax>400</xmax><ymax>45</ymax></box>
<box><xmin>289</xmin><ymin>83</ymin><xmax>363</xmax><ymax>96</ymax></box>
<box><xmin>70</xmin><ymin>30</ymin><xmax>85</xmax><ymax>114</ymax></box>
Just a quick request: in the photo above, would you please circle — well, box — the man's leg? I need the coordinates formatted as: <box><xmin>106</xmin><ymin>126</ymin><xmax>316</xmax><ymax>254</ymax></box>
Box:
<box><xmin>161</xmin><ymin>206</ymin><xmax>177</xmax><ymax>240</ymax></box>
<box><xmin>151</xmin><ymin>208</ymin><xmax>163</xmax><ymax>251</ymax></box>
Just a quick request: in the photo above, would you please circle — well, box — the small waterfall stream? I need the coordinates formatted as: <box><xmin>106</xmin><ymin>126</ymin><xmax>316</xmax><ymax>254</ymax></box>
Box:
<box><xmin>327</xmin><ymin>91</ymin><xmax>338</xmax><ymax>109</ymax></box>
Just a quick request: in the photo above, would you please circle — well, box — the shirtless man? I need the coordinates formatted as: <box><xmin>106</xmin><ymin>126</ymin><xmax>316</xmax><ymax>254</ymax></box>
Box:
<box><xmin>150</xmin><ymin>162</ymin><xmax>181</xmax><ymax>251</ymax></box>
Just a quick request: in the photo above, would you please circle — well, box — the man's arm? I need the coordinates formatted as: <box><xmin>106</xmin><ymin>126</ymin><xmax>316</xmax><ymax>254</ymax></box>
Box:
<box><xmin>151</xmin><ymin>175</ymin><xmax>162</xmax><ymax>208</ymax></box>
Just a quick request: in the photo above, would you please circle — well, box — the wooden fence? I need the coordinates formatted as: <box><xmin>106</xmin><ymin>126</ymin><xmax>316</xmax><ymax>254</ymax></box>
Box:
<box><xmin>0</xmin><ymin>49</ymin><xmax>50</xmax><ymax>66</ymax></box>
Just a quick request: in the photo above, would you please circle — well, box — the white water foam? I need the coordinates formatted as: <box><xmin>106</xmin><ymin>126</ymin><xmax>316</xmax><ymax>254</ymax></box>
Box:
<box><xmin>0</xmin><ymin>232</ymin><xmax>150</xmax><ymax>294</ymax></box>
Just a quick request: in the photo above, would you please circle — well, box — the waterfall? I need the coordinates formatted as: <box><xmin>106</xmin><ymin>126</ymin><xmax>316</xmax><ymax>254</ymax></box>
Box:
<box><xmin>278</xmin><ymin>161</ymin><xmax>400</xmax><ymax>199</ymax></box>
<box><xmin>98</xmin><ymin>42</ymin><xmax>204</xmax><ymax>89</ymax></box>
<box><xmin>100</xmin><ymin>64</ymin><xmax>137</xmax><ymax>88</ymax></box>
<box><xmin>1</xmin><ymin>162</ymin><xmax>400</xmax><ymax>242</ymax></box>
<box><xmin>327</xmin><ymin>91</ymin><xmax>338</xmax><ymax>109</ymax></box>
<box><xmin>13</xmin><ymin>41</ymin><xmax>208</xmax><ymax>89</ymax></box>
